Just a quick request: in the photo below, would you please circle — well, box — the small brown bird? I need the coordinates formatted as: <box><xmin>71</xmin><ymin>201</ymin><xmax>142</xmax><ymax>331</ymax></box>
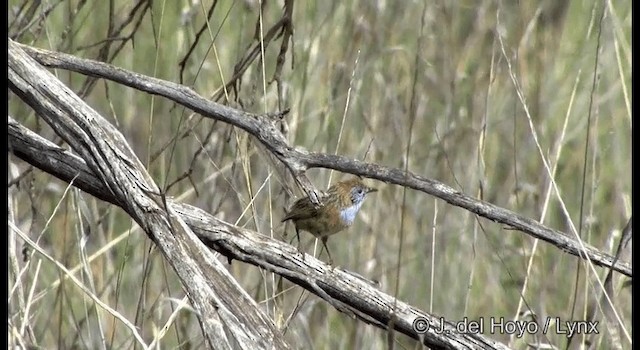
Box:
<box><xmin>281</xmin><ymin>177</ymin><xmax>377</xmax><ymax>263</ymax></box>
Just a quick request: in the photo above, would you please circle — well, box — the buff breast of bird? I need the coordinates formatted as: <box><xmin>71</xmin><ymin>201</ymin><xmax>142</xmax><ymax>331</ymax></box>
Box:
<box><xmin>281</xmin><ymin>177</ymin><xmax>377</xmax><ymax>261</ymax></box>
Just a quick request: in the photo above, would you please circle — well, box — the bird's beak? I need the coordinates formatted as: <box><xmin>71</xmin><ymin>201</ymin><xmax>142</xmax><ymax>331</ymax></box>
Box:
<box><xmin>366</xmin><ymin>187</ymin><xmax>378</xmax><ymax>194</ymax></box>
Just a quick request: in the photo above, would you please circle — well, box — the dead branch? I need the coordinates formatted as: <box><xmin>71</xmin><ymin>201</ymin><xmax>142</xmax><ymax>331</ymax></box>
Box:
<box><xmin>9</xmin><ymin>114</ymin><xmax>511</xmax><ymax>350</ymax></box>
<box><xmin>8</xmin><ymin>39</ymin><xmax>289</xmax><ymax>350</ymax></box>
<box><xmin>11</xmin><ymin>40</ymin><xmax>632</xmax><ymax>278</ymax></box>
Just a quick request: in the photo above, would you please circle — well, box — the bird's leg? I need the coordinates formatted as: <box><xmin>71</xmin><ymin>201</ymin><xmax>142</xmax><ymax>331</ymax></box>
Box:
<box><xmin>295</xmin><ymin>228</ymin><xmax>301</xmax><ymax>248</ymax></box>
<box><xmin>321</xmin><ymin>237</ymin><xmax>333</xmax><ymax>266</ymax></box>
<box><xmin>295</xmin><ymin>228</ymin><xmax>305</xmax><ymax>260</ymax></box>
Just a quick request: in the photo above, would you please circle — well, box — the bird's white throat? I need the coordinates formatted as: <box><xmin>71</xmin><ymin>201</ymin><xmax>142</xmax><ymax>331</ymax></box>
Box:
<box><xmin>339</xmin><ymin>200</ymin><xmax>364</xmax><ymax>225</ymax></box>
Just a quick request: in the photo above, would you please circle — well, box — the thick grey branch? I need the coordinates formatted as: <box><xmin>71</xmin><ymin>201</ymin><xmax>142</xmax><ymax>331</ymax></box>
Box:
<box><xmin>9</xmin><ymin>115</ymin><xmax>511</xmax><ymax>350</ymax></box>
<box><xmin>12</xmin><ymin>41</ymin><xmax>631</xmax><ymax>278</ymax></box>
<box><xmin>8</xmin><ymin>39</ymin><xmax>289</xmax><ymax>350</ymax></box>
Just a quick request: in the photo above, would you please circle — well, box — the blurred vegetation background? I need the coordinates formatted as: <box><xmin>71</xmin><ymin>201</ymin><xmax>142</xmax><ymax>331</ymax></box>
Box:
<box><xmin>8</xmin><ymin>0</ymin><xmax>631</xmax><ymax>349</ymax></box>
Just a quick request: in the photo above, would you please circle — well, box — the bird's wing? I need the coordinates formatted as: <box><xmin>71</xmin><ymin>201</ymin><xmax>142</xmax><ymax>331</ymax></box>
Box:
<box><xmin>281</xmin><ymin>198</ymin><xmax>319</xmax><ymax>222</ymax></box>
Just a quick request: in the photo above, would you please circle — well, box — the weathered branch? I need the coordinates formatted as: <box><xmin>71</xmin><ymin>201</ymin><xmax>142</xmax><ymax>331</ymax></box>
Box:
<box><xmin>9</xmin><ymin>114</ymin><xmax>512</xmax><ymax>350</ymax></box>
<box><xmin>12</xmin><ymin>41</ymin><xmax>631</xmax><ymax>278</ymax></box>
<box><xmin>8</xmin><ymin>39</ymin><xmax>289</xmax><ymax>350</ymax></box>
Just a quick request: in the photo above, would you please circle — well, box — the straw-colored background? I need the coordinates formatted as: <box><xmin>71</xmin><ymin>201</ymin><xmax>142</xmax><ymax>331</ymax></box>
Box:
<box><xmin>8</xmin><ymin>1</ymin><xmax>631</xmax><ymax>349</ymax></box>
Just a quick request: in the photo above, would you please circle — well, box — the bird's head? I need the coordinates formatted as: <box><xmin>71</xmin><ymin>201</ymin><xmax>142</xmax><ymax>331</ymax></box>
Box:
<box><xmin>329</xmin><ymin>177</ymin><xmax>377</xmax><ymax>225</ymax></box>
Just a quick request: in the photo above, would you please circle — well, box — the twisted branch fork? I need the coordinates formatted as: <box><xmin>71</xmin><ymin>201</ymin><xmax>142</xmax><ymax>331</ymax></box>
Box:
<box><xmin>8</xmin><ymin>38</ymin><xmax>632</xmax><ymax>349</ymax></box>
<box><xmin>8</xmin><ymin>114</ymin><xmax>511</xmax><ymax>350</ymax></box>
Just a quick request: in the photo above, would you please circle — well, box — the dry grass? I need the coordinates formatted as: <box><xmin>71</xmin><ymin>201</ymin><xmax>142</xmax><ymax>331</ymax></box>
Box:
<box><xmin>8</xmin><ymin>0</ymin><xmax>631</xmax><ymax>349</ymax></box>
